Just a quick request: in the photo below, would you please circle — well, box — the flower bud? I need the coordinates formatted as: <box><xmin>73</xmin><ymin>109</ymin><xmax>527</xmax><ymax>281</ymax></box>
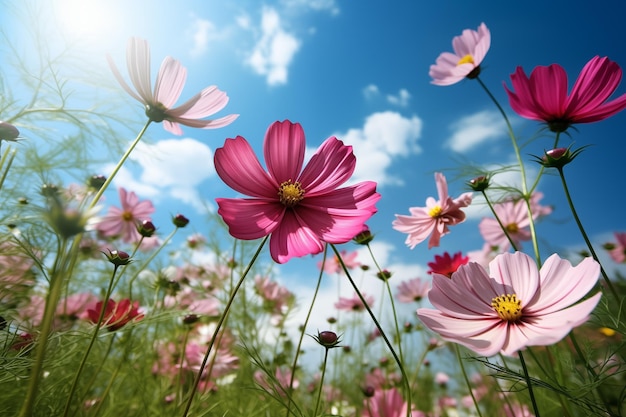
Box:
<box><xmin>183</xmin><ymin>314</ymin><xmax>199</xmax><ymax>325</ymax></box>
<box><xmin>138</xmin><ymin>220</ymin><xmax>156</xmax><ymax>237</ymax></box>
<box><xmin>312</xmin><ymin>330</ymin><xmax>341</xmax><ymax>349</ymax></box>
<box><xmin>172</xmin><ymin>214</ymin><xmax>189</xmax><ymax>228</ymax></box>
<box><xmin>353</xmin><ymin>225</ymin><xmax>374</xmax><ymax>245</ymax></box>
<box><xmin>534</xmin><ymin>145</ymin><xmax>586</xmax><ymax>169</ymax></box>
<box><xmin>376</xmin><ymin>269</ymin><xmax>392</xmax><ymax>281</ymax></box>
<box><xmin>0</xmin><ymin>121</ymin><xmax>20</xmax><ymax>141</ymax></box>
<box><xmin>88</xmin><ymin>175</ymin><xmax>107</xmax><ymax>190</ymax></box>
<box><xmin>362</xmin><ymin>386</ymin><xmax>375</xmax><ymax>398</ymax></box>
<box><xmin>104</xmin><ymin>249</ymin><xmax>132</xmax><ymax>266</ymax></box>
<box><xmin>467</xmin><ymin>175</ymin><xmax>490</xmax><ymax>192</ymax></box>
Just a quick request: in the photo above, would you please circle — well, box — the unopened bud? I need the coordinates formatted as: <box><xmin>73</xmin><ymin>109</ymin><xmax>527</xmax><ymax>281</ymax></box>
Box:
<box><xmin>172</xmin><ymin>214</ymin><xmax>189</xmax><ymax>228</ymax></box>
<box><xmin>0</xmin><ymin>121</ymin><xmax>20</xmax><ymax>141</ymax></box>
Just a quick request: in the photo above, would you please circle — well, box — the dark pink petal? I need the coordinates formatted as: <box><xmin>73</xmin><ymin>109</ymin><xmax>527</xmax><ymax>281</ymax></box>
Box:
<box><xmin>270</xmin><ymin>210</ymin><xmax>325</xmax><ymax>263</ymax></box>
<box><xmin>528</xmin><ymin>64</ymin><xmax>568</xmax><ymax>119</ymax></box>
<box><xmin>215</xmin><ymin>198</ymin><xmax>283</xmax><ymax>240</ymax></box>
<box><xmin>214</xmin><ymin>137</ymin><xmax>278</xmax><ymax>198</ymax></box>
<box><xmin>299</xmin><ymin>137</ymin><xmax>356</xmax><ymax>195</ymax></box>
<box><xmin>154</xmin><ymin>56</ymin><xmax>186</xmax><ymax>108</ymax></box>
<box><xmin>505</xmin><ymin>67</ymin><xmax>545</xmax><ymax>120</ymax></box>
<box><xmin>566</xmin><ymin>56</ymin><xmax>622</xmax><ymax>117</ymax></box>
<box><xmin>263</xmin><ymin>121</ymin><xmax>305</xmax><ymax>183</ymax></box>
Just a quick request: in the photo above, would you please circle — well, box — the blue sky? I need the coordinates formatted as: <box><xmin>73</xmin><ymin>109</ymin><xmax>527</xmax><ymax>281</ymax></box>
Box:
<box><xmin>2</xmin><ymin>0</ymin><xmax>626</xmax><ymax>332</ymax></box>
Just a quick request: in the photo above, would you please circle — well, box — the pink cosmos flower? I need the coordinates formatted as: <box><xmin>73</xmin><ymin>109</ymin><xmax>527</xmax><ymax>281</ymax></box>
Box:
<box><xmin>417</xmin><ymin>252</ymin><xmax>602</xmax><ymax>356</ymax></box>
<box><xmin>96</xmin><ymin>188</ymin><xmax>155</xmax><ymax>244</ymax></box>
<box><xmin>334</xmin><ymin>292</ymin><xmax>374</xmax><ymax>312</ymax></box>
<box><xmin>108</xmin><ymin>37</ymin><xmax>238</xmax><ymax>135</ymax></box>
<box><xmin>393</xmin><ymin>172</ymin><xmax>472</xmax><ymax>249</ymax></box>
<box><xmin>427</xmin><ymin>251</ymin><xmax>469</xmax><ymax>278</ymax></box>
<box><xmin>317</xmin><ymin>250</ymin><xmax>361</xmax><ymax>274</ymax></box>
<box><xmin>505</xmin><ymin>56</ymin><xmax>626</xmax><ymax>132</ymax></box>
<box><xmin>214</xmin><ymin>120</ymin><xmax>380</xmax><ymax>264</ymax></box>
<box><xmin>478</xmin><ymin>192</ymin><xmax>551</xmax><ymax>252</ymax></box>
<box><xmin>606</xmin><ymin>232</ymin><xmax>626</xmax><ymax>263</ymax></box>
<box><xmin>86</xmin><ymin>298</ymin><xmax>144</xmax><ymax>331</ymax></box>
<box><xmin>396</xmin><ymin>277</ymin><xmax>430</xmax><ymax>303</ymax></box>
<box><xmin>254</xmin><ymin>276</ymin><xmax>295</xmax><ymax>322</ymax></box>
<box><xmin>363</xmin><ymin>387</ymin><xmax>418</xmax><ymax>417</ymax></box>
<box><xmin>429</xmin><ymin>23</ymin><xmax>491</xmax><ymax>86</ymax></box>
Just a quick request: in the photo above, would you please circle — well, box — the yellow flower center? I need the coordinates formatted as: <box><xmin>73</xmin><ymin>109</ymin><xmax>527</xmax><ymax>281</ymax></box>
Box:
<box><xmin>278</xmin><ymin>180</ymin><xmax>305</xmax><ymax>207</ymax></box>
<box><xmin>491</xmin><ymin>294</ymin><xmax>522</xmax><ymax>322</ymax></box>
<box><xmin>428</xmin><ymin>205</ymin><xmax>442</xmax><ymax>218</ymax></box>
<box><xmin>122</xmin><ymin>211</ymin><xmax>134</xmax><ymax>221</ymax></box>
<box><xmin>457</xmin><ymin>54</ymin><xmax>475</xmax><ymax>66</ymax></box>
<box><xmin>505</xmin><ymin>223</ymin><xmax>519</xmax><ymax>233</ymax></box>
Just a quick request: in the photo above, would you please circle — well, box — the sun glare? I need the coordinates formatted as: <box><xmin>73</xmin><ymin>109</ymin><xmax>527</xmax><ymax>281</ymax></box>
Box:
<box><xmin>54</xmin><ymin>0</ymin><xmax>120</xmax><ymax>45</ymax></box>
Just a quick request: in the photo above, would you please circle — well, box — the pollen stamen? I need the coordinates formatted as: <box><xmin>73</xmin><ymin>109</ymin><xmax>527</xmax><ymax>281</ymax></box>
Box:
<box><xmin>278</xmin><ymin>180</ymin><xmax>305</xmax><ymax>207</ymax></box>
<box><xmin>491</xmin><ymin>294</ymin><xmax>523</xmax><ymax>322</ymax></box>
<box><xmin>457</xmin><ymin>54</ymin><xmax>475</xmax><ymax>66</ymax></box>
<box><xmin>428</xmin><ymin>205</ymin><xmax>442</xmax><ymax>218</ymax></box>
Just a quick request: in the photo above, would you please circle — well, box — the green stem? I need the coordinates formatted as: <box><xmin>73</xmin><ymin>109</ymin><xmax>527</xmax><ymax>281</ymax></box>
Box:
<box><xmin>0</xmin><ymin>146</ymin><xmax>17</xmax><ymax>192</ymax></box>
<box><xmin>313</xmin><ymin>348</ymin><xmax>330</xmax><ymax>417</ymax></box>
<box><xmin>17</xmin><ymin>239</ymin><xmax>69</xmax><ymax>417</ymax></box>
<box><xmin>89</xmin><ymin>119</ymin><xmax>152</xmax><ymax>209</ymax></box>
<box><xmin>455</xmin><ymin>345</ymin><xmax>483</xmax><ymax>417</ymax></box>
<box><xmin>481</xmin><ymin>190</ymin><xmax>519</xmax><ymax>252</ymax></box>
<box><xmin>285</xmin><ymin>244</ymin><xmax>327</xmax><ymax>417</ymax></box>
<box><xmin>477</xmin><ymin>77</ymin><xmax>541</xmax><ymax>262</ymax></box>
<box><xmin>556</xmin><ymin>167</ymin><xmax>619</xmax><ymax>302</ymax></box>
<box><xmin>330</xmin><ymin>244</ymin><xmax>412</xmax><ymax>417</ymax></box>
<box><xmin>518</xmin><ymin>350</ymin><xmax>541</xmax><ymax>417</ymax></box>
<box><xmin>62</xmin><ymin>264</ymin><xmax>121</xmax><ymax>417</ymax></box>
<box><xmin>180</xmin><ymin>236</ymin><xmax>268</xmax><ymax>417</ymax></box>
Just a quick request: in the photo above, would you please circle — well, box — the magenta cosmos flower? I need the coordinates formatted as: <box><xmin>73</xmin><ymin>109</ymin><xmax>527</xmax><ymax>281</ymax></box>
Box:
<box><xmin>429</xmin><ymin>23</ymin><xmax>491</xmax><ymax>86</ymax></box>
<box><xmin>96</xmin><ymin>187</ymin><xmax>155</xmax><ymax>244</ymax></box>
<box><xmin>107</xmin><ymin>37</ymin><xmax>238</xmax><ymax>135</ymax></box>
<box><xmin>214</xmin><ymin>120</ymin><xmax>380</xmax><ymax>264</ymax></box>
<box><xmin>427</xmin><ymin>251</ymin><xmax>469</xmax><ymax>278</ymax></box>
<box><xmin>393</xmin><ymin>172</ymin><xmax>472</xmax><ymax>249</ymax></box>
<box><xmin>417</xmin><ymin>252</ymin><xmax>601</xmax><ymax>356</ymax></box>
<box><xmin>505</xmin><ymin>56</ymin><xmax>626</xmax><ymax>132</ymax></box>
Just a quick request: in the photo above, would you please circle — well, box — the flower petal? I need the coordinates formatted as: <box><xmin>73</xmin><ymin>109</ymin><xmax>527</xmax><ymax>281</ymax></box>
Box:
<box><xmin>216</xmin><ymin>198</ymin><xmax>283</xmax><ymax>240</ymax></box>
<box><xmin>270</xmin><ymin>210</ymin><xmax>325</xmax><ymax>263</ymax></box>
<box><xmin>263</xmin><ymin>121</ymin><xmax>305</xmax><ymax>183</ymax></box>
<box><xmin>126</xmin><ymin>37</ymin><xmax>154</xmax><ymax>104</ymax></box>
<box><xmin>166</xmin><ymin>85</ymin><xmax>229</xmax><ymax>119</ymax></box>
<box><xmin>154</xmin><ymin>56</ymin><xmax>186</xmax><ymax>108</ymax></box>
<box><xmin>298</xmin><ymin>137</ymin><xmax>356</xmax><ymax>195</ymax></box>
<box><xmin>488</xmin><ymin>252</ymin><xmax>539</xmax><ymax>304</ymax></box>
<box><xmin>214</xmin><ymin>136</ymin><xmax>277</xmax><ymax>198</ymax></box>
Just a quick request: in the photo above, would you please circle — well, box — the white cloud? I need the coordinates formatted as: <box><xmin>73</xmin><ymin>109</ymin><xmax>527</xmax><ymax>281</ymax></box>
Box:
<box><xmin>363</xmin><ymin>84</ymin><xmax>379</xmax><ymax>99</ymax></box>
<box><xmin>106</xmin><ymin>138</ymin><xmax>216</xmax><ymax>212</ymax></box>
<box><xmin>187</xmin><ymin>17</ymin><xmax>216</xmax><ymax>57</ymax></box>
<box><xmin>386</xmin><ymin>88</ymin><xmax>411</xmax><ymax>107</ymax></box>
<box><xmin>247</xmin><ymin>7</ymin><xmax>301</xmax><ymax>86</ymax></box>
<box><xmin>445</xmin><ymin>110</ymin><xmax>507</xmax><ymax>153</ymax></box>
<box><xmin>331</xmin><ymin>111</ymin><xmax>423</xmax><ymax>186</ymax></box>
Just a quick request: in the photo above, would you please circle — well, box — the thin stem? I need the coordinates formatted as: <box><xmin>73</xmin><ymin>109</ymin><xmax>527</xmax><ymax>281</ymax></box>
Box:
<box><xmin>518</xmin><ymin>350</ymin><xmax>541</xmax><ymax>417</ymax></box>
<box><xmin>480</xmin><ymin>190</ymin><xmax>519</xmax><ymax>252</ymax></box>
<box><xmin>330</xmin><ymin>244</ymin><xmax>412</xmax><ymax>417</ymax></box>
<box><xmin>556</xmin><ymin>167</ymin><xmax>619</xmax><ymax>302</ymax></box>
<box><xmin>313</xmin><ymin>348</ymin><xmax>330</xmax><ymax>417</ymax></box>
<box><xmin>17</xmin><ymin>240</ymin><xmax>69</xmax><ymax>417</ymax></box>
<box><xmin>89</xmin><ymin>119</ymin><xmax>152</xmax><ymax>209</ymax></box>
<box><xmin>285</xmin><ymin>244</ymin><xmax>328</xmax><ymax>417</ymax></box>
<box><xmin>180</xmin><ymin>236</ymin><xmax>268</xmax><ymax>417</ymax></box>
<box><xmin>62</xmin><ymin>264</ymin><xmax>121</xmax><ymax>417</ymax></box>
<box><xmin>455</xmin><ymin>345</ymin><xmax>483</xmax><ymax>417</ymax></box>
<box><xmin>0</xmin><ymin>146</ymin><xmax>17</xmax><ymax>192</ymax></box>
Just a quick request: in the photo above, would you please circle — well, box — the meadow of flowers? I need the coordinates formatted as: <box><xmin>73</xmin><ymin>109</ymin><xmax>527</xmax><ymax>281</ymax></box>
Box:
<box><xmin>1</xmin><ymin>15</ymin><xmax>625</xmax><ymax>417</ymax></box>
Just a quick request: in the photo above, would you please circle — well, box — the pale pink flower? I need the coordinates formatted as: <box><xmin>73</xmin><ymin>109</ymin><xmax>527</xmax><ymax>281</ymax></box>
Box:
<box><xmin>393</xmin><ymin>172</ymin><xmax>472</xmax><ymax>249</ymax></box>
<box><xmin>108</xmin><ymin>37</ymin><xmax>238</xmax><ymax>135</ymax></box>
<box><xmin>363</xmin><ymin>387</ymin><xmax>418</xmax><ymax>417</ymax></box>
<box><xmin>478</xmin><ymin>193</ymin><xmax>551</xmax><ymax>252</ymax></box>
<box><xmin>396</xmin><ymin>277</ymin><xmax>430</xmax><ymax>303</ymax></box>
<box><xmin>214</xmin><ymin>120</ymin><xmax>380</xmax><ymax>263</ymax></box>
<box><xmin>429</xmin><ymin>23</ymin><xmax>491</xmax><ymax>86</ymax></box>
<box><xmin>505</xmin><ymin>56</ymin><xmax>626</xmax><ymax>133</ymax></box>
<box><xmin>417</xmin><ymin>252</ymin><xmax>602</xmax><ymax>356</ymax></box>
<box><xmin>317</xmin><ymin>250</ymin><xmax>361</xmax><ymax>274</ymax></box>
<box><xmin>57</xmin><ymin>292</ymin><xmax>98</xmax><ymax>322</ymax></box>
<box><xmin>254</xmin><ymin>367</ymin><xmax>299</xmax><ymax>397</ymax></box>
<box><xmin>254</xmin><ymin>276</ymin><xmax>294</xmax><ymax>321</ymax></box>
<box><xmin>334</xmin><ymin>292</ymin><xmax>374</xmax><ymax>312</ymax></box>
<box><xmin>607</xmin><ymin>232</ymin><xmax>626</xmax><ymax>263</ymax></box>
<box><xmin>96</xmin><ymin>188</ymin><xmax>155</xmax><ymax>244</ymax></box>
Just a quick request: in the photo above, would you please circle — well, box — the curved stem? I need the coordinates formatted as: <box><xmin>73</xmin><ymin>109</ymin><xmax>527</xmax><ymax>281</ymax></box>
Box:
<box><xmin>89</xmin><ymin>119</ymin><xmax>152</xmax><ymax>209</ymax></box>
<box><xmin>556</xmin><ymin>167</ymin><xmax>619</xmax><ymax>302</ymax></box>
<box><xmin>180</xmin><ymin>236</ymin><xmax>268</xmax><ymax>417</ymax></box>
<box><xmin>481</xmin><ymin>190</ymin><xmax>519</xmax><ymax>252</ymax></box>
<box><xmin>330</xmin><ymin>244</ymin><xmax>412</xmax><ymax>417</ymax></box>
<box><xmin>455</xmin><ymin>345</ymin><xmax>483</xmax><ymax>417</ymax></box>
<box><xmin>518</xmin><ymin>350</ymin><xmax>541</xmax><ymax>417</ymax></box>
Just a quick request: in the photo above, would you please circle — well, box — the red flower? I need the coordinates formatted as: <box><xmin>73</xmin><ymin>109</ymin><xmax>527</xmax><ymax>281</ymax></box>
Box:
<box><xmin>87</xmin><ymin>299</ymin><xmax>144</xmax><ymax>331</ymax></box>
<box><xmin>427</xmin><ymin>251</ymin><xmax>469</xmax><ymax>278</ymax></box>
